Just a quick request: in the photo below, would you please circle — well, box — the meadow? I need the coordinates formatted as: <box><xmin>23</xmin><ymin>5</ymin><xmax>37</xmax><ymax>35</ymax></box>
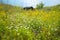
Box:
<box><xmin>0</xmin><ymin>4</ymin><xmax>60</xmax><ymax>40</ymax></box>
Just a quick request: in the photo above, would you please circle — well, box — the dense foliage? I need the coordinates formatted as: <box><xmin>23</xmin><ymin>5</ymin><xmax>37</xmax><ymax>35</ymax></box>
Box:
<box><xmin>36</xmin><ymin>2</ymin><xmax>44</xmax><ymax>9</ymax></box>
<box><xmin>0</xmin><ymin>4</ymin><xmax>60</xmax><ymax>40</ymax></box>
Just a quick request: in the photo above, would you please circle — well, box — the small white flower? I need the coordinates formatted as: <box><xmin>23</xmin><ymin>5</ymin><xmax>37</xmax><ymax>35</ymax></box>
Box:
<box><xmin>15</xmin><ymin>29</ymin><xmax>18</xmax><ymax>32</ymax></box>
<box><xmin>55</xmin><ymin>28</ymin><xmax>58</xmax><ymax>31</ymax></box>
<box><xmin>17</xmin><ymin>33</ymin><xmax>20</xmax><ymax>35</ymax></box>
<box><xmin>48</xmin><ymin>32</ymin><xmax>50</xmax><ymax>35</ymax></box>
<box><xmin>24</xmin><ymin>27</ymin><xmax>27</xmax><ymax>29</ymax></box>
<box><xmin>51</xmin><ymin>28</ymin><xmax>54</xmax><ymax>31</ymax></box>
<box><xmin>39</xmin><ymin>27</ymin><xmax>40</xmax><ymax>28</ymax></box>
<box><xmin>27</xmin><ymin>27</ymin><xmax>29</xmax><ymax>29</ymax></box>
<box><xmin>20</xmin><ymin>26</ymin><xmax>23</xmax><ymax>28</ymax></box>
<box><xmin>8</xmin><ymin>26</ymin><xmax>13</xmax><ymax>29</ymax></box>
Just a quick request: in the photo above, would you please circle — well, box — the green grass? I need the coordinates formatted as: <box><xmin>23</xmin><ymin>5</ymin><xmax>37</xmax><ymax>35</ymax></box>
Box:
<box><xmin>0</xmin><ymin>4</ymin><xmax>60</xmax><ymax>40</ymax></box>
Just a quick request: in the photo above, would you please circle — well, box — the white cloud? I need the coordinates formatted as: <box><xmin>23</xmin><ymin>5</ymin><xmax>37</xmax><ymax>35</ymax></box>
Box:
<box><xmin>1</xmin><ymin>0</ymin><xmax>60</xmax><ymax>7</ymax></box>
<box><xmin>22</xmin><ymin>0</ymin><xmax>39</xmax><ymax>8</ymax></box>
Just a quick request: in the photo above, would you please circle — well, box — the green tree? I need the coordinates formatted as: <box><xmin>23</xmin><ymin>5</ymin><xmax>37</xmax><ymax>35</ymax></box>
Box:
<box><xmin>36</xmin><ymin>2</ymin><xmax>44</xmax><ymax>9</ymax></box>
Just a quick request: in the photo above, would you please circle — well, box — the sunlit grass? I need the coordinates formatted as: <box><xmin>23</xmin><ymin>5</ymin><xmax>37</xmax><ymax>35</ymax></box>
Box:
<box><xmin>0</xmin><ymin>4</ymin><xmax>60</xmax><ymax>40</ymax></box>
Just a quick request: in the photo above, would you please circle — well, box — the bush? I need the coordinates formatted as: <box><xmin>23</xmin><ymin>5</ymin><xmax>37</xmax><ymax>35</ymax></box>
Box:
<box><xmin>36</xmin><ymin>2</ymin><xmax>44</xmax><ymax>9</ymax></box>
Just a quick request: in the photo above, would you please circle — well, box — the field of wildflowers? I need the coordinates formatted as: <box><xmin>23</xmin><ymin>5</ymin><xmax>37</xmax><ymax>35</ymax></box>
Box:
<box><xmin>0</xmin><ymin>4</ymin><xmax>60</xmax><ymax>40</ymax></box>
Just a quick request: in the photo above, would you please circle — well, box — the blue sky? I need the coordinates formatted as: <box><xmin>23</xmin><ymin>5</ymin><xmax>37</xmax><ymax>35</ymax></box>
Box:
<box><xmin>0</xmin><ymin>0</ymin><xmax>60</xmax><ymax>7</ymax></box>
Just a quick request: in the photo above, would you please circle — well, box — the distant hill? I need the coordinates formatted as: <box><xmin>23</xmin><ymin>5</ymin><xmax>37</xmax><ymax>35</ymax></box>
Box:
<box><xmin>0</xmin><ymin>4</ymin><xmax>60</xmax><ymax>11</ymax></box>
<box><xmin>43</xmin><ymin>4</ymin><xmax>60</xmax><ymax>11</ymax></box>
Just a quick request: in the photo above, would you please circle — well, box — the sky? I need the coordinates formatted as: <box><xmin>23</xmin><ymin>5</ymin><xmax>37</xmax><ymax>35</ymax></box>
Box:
<box><xmin>0</xmin><ymin>0</ymin><xmax>60</xmax><ymax>8</ymax></box>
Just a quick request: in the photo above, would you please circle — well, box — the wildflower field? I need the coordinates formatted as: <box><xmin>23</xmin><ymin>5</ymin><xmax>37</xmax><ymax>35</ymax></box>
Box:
<box><xmin>0</xmin><ymin>4</ymin><xmax>60</xmax><ymax>40</ymax></box>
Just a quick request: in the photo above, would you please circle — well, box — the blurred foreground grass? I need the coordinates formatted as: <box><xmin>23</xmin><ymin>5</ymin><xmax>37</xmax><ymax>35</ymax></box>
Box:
<box><xmin>0</xmin><ymin>4</ymin><xmax>60</xmax><ymax>40</ymax></box>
